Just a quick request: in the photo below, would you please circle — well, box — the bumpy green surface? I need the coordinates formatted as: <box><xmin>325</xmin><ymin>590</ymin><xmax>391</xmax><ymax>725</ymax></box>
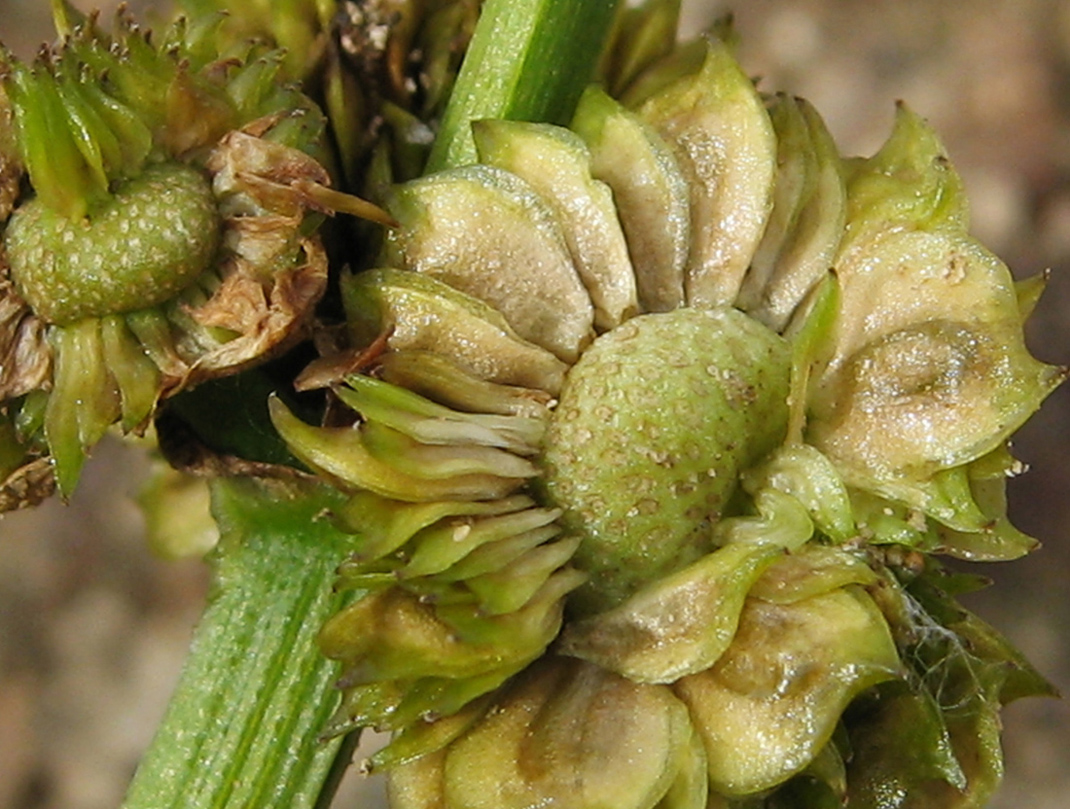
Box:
<box><xmin>6</xmin><ymin>162</ymin><xmax>220</xmax><ymax>325</ymax></box>
<box><xmin>541</xmin><ymin>307</ymin><xmax>791</xmax><ymax>613</ymax></box>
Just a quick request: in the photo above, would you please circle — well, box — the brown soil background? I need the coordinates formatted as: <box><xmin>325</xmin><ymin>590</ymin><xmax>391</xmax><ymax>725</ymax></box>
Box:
<box><xmin>1</xmin><ymin>1</ymin><xmax>1069</xmax><ymax>807</ymax></box>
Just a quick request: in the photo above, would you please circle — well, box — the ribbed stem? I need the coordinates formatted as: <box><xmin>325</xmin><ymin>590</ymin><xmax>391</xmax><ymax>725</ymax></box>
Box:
<box><xmin>121</xmin><ymin>477</ymin><xmax>355</xmax><ymax>809</ymax></box>
<box><xmin>427</xmin><ymin>0</ymin><xmax>621</xmax><ymax>172</ymax></box>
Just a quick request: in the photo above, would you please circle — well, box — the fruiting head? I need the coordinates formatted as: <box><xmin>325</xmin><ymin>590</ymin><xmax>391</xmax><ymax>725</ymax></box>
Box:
<box><xmin>272</xmin><ymin>13</ymin><xmax>1062</xmax><ymax>807</ymax></box>
<box><xmin>0</xmin><ymin>4</ymin><xmax>377</xmax><ymax>504</ymax></box>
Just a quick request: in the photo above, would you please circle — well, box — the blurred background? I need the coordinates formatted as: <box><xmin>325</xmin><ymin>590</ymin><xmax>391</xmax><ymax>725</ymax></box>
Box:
<box><xmin>1</xmin><ymin>0</ymin><xmax>1069</xmax><ymax>807</ymax></box>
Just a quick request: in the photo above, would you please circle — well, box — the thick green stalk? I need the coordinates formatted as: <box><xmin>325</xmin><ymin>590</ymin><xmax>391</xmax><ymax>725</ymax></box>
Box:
<box><xmin>427</xmin><ymin>0</ymin><xmax>621</xmax><ymax>172</ymax></box>
<box><xmin>122</xmin><ymin>477</ymin><xmax>356</xmax><ymax>809</ymax></box>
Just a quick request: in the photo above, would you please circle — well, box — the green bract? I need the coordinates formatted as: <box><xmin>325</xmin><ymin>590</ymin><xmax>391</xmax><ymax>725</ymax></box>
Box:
<box><xmin>270</xmin><ymin>8</ymin><xmax>1063</xmax><ymax>808</ymax></box>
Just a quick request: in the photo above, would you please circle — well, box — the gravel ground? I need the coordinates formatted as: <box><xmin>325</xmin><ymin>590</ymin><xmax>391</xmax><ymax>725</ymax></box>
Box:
<box><xmin>1</xmin><ymin>1</ymin><xmax>1069</xmax><ymax>807</ymax></box>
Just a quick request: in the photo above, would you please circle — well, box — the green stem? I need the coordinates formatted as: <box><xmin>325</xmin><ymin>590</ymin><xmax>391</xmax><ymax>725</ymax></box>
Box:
<box><xmin>427</xmin><ymin>0</ymin><xmax>621</xmax><ymax>172</ymax></box>
<box><xmin>122</xmin><ymin>477</ymin><xmax>356</xmax><ymax>809</ymax></box>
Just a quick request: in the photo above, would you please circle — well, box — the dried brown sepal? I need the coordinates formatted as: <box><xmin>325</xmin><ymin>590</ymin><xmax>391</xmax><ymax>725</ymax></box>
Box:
<box><xmin>0</xmin><ymin>454</ymin><xmax>54</xmax><ymax>512</ymax></box>
<box><xmin>183</xmin><ymin>237</ymin><xmax>328</xmax><ymax>384</ymax></box>
<box><xmin>161</xmin><ymin>121</ymin><xmax>361</xmax><ymax>389</ymax></box>
<box><xmin>0</xmin><ymin>273</ymin><xmax>51</xmax><ymax>400</ymax></box>
<box><xmin>207</xmin><ymin>125</ymin><xmax>333</xmax><ymax>216</ymax></box>
<box><xmin>294</xmin><ymin>328</ymin><xmax>393</xmax><ymax>392</ymax></box>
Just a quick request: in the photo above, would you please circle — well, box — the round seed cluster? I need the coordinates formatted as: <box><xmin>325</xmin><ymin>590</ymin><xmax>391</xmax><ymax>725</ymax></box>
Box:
<box><xmin>5</xmin><ymin>162</ymin><xmax>221</xmax><ymax>325</ymax></box>
<box><xmin>540</xmin><ymin>307</ymin><xmax>791</xmax><ymax>613</ymax></box>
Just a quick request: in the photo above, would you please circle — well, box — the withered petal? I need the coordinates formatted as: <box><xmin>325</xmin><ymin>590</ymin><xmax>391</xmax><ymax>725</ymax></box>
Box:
<box><xmin>187</xmin><ymin>236</ymin><xmax>328</xmax><ymax>380</ymax></box>
<box><xmin>220</xmin><ymin>212</ymin><xmax>307</xmax><ymax>269</ymax></box>
<box><xmin>0</xmin><ymin>455</ymin><xmax>55</xmax><ymax>512</ymax></box>
<box><xmin>208</xmin><ymin>126</ymin><xmax>332</xmax><ymax>218</ymax></box>
<box><xmin>0</xmin><ymin>274</ymin><xmax>51</xmax><ymax>400</ymax></box>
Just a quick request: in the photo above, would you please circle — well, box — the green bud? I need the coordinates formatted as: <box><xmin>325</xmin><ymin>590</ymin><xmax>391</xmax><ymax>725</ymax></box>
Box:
<box><xmin>0</xmin><ymin>4</ymin><xmax>371</xmax><ymax>505</ymax></box>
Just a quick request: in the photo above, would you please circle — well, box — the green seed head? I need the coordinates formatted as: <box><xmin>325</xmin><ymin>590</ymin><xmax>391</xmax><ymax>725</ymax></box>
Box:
<box><xmin>5</xmin><ymin>162</ymin><xmax>220</xmax><ymax>325</ymax></box>
<box><xmin>542</xmin><ymin>308</ymin><xmax>790</xmax><ymax>613</ymax></box>
<box><xmin>271</xmin><ymin>7</ymin><xmax>1062</xmax><ymax>808</ymax></box>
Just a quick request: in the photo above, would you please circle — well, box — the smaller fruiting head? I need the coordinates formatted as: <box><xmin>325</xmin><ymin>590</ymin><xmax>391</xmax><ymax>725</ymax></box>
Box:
<box><xmin>0</xmin><ymin>3</ymin><xmax>385</xmax><ymax>505</ymax></box>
